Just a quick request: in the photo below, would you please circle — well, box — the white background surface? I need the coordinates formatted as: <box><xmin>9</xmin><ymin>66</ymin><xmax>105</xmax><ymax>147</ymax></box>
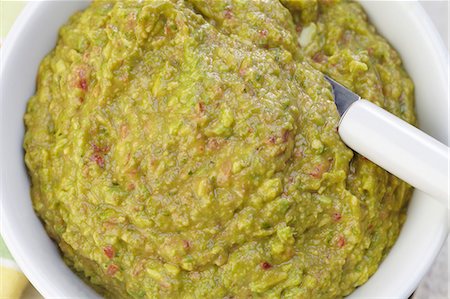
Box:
<box><xmin>415</xmin><ymin>1</ymin><xmax>448</xmax><ymax>299</ymax></box>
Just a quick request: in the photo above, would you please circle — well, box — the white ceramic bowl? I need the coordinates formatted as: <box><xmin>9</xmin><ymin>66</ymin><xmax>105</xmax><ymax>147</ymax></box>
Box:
<box><xmin>1</xmin><ymin>1</ymin><xmax>448</xmax><ymax>298</ymax></box>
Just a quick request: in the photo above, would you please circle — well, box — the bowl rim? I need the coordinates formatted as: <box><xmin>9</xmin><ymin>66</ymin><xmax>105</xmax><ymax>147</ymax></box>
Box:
<box><xmin>1</xmin><ymin>1</ymin><xmax>448</xmax><ymax>298</ymax></box>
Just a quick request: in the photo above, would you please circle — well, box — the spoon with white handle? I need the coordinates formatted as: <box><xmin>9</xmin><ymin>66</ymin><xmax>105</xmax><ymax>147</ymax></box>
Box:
<box><xmin>325</xmin><ymin>76</ymin><xmax>449</xmax><ymax>209</ymax></box>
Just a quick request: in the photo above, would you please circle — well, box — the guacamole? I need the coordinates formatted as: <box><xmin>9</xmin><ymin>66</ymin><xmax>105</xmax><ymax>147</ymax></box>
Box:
<box><xmin>24</xmin><ymin>0</ymin><xmax>415</xmax><ymax>298</ymax></box>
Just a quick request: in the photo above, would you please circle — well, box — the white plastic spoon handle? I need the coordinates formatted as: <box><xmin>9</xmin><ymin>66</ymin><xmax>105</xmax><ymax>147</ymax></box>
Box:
<box><xmin>339</xmin><ymin>99</ymin><xmax>449</xmax><ymax>207</ymax></box>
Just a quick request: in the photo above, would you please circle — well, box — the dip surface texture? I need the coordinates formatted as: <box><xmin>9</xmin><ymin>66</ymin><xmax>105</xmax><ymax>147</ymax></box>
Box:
<box><xmin>24</xmin><ymin>0</ymin><xmax>414</xmax><ymax>298</ymax></box>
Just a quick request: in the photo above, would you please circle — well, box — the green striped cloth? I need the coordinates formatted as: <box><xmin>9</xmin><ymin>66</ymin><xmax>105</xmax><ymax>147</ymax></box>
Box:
<box><xmin>1</xmin><ymin>2</ymin><xmax>34</xmax><ymax>298</ymax></box>
<box><xmin>0</xmin><ymin>238</ymin><xmax>13</xmax><ymax>261</ymax></box>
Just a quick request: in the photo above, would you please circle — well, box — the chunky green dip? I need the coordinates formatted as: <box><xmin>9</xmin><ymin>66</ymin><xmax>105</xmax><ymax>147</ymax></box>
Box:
<box><xmin>24</xmin><ymin>0</ymin><xmax>415</xmax><ymax>298</ymax></box>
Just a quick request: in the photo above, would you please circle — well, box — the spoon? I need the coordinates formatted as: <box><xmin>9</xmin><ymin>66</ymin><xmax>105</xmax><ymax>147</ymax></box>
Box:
<box><xmin>325</xmin><ymin>75</ymin><xmax>449</xmax><ymax>209</ymax></box>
